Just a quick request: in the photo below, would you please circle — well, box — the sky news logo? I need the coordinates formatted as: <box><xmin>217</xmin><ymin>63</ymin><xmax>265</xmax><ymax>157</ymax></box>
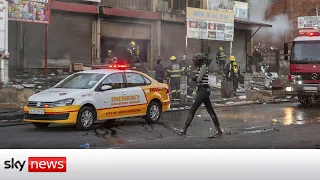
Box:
<box><xmin>4</xmin><ymin>157</ymin><xmax>67</xmax><ymax>172</ymax></box>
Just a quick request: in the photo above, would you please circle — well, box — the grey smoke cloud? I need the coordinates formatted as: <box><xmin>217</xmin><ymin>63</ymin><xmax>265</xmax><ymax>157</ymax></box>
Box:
<box><xmin>249</xmin><ymin>0</ymin><xmax>291</xmax><ymax>42</ymax></box>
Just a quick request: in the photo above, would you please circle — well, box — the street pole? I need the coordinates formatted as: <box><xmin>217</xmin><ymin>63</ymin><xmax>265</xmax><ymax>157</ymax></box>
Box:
<box><xmin>44</xmin><ymin>24</ymin><xmax>48</xmax><ymax>78</ymax></box>
<box><xmin>317</xmin><ymin>4</ymin><xmax>319</xmax><ymax>30</ymax></box>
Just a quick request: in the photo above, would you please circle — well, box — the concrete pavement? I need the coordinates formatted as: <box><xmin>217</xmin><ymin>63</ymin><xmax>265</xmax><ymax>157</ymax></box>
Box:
<box><xmin>1</xmin><ymin>102</ymin><xmax>320</xmax><ymax>148</ymax></box>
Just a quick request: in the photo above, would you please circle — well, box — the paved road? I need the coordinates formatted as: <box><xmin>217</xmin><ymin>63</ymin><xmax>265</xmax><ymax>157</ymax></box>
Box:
<box><xmin>1</xmin><ymin>102</ymin><xmax>320</xmax><ymax>149</ymax></box>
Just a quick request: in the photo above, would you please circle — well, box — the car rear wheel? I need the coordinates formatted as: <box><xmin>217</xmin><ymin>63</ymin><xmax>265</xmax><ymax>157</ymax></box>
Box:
<box><xmin>145</xmin><ymin>101</ymin><xmax>162</xmax><ymax>124</ymax></box>
<box><xmin>76</xmin><ymin>106</ymin><xmax>96</xmax><ymax>131</ymax></box>
<box><xmin>32</xmin><ymin>122</ymin><xmax>50</xmax><ymax>129</ymax></box>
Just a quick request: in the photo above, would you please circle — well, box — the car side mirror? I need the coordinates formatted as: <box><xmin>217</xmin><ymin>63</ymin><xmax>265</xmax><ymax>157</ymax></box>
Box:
<box><xmin>101</xmin><ymin>85</ymin><xmax>112</xmax><ymax>91</ymax></box>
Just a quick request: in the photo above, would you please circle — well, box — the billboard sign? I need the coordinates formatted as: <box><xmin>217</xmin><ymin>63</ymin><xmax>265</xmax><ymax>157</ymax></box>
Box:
<box><xmin>207</xmin><ymin>0</ymin><xmax>234</xmax><ymax>12</ymax></box>
<box><xmin>298</xmin><ymin>16</ymin><xmax>320</xmax><ymax>29</ymax></box>
<box><xmin>234</xmin><ymin>1</ymin><xmax>248</xmax><ymax>20</ymax></box>
<box><xmin>0</xmin><ymin>0</ymin><xmax>8</xmax><ymax>52</ymax></box>
<box><xmin>8</xmin><ymin>0</ymin><xmax>50</xmax><ymax>24</ymax></box>
<box><xmin>186</xmin><ymin>7</ymin><xmax>234</xmax><ymax>41</ymax></box>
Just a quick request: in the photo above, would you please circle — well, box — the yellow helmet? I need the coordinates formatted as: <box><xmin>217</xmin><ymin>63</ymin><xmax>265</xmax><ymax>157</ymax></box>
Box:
<box><xmin>130</xmin><ymin>41</ymin><xmax>136</xmax><ymax>46</ymax></box>
<box><xmin>219</xmin><ymin>47</ymin><xmax>223</xmax><ymax>51</ymax></box>
<box><xmin>230</xmin><ymin>56</ymin><xmax>236</xmax><ymax>61</ymax></box>
<box><xmin>170</xmin><ymin>56</ymin><xmax>177</xmax><ymax>61</ymax></box>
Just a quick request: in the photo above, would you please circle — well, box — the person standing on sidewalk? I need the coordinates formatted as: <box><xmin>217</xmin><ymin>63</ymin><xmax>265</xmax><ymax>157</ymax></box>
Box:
<box><xmin>224</xmin><ymin>56</ymin><xmax>240</xmax><ymax>96</ymax></box>
<box><xmin>155</xmin><ymin>58</ymin><xmax>165</xmax><ymax>83</ymax></box>
<box><xmin>167</xmin><ymin>56</ymin><xmax>183</xmax><ymax>99</ymax></box>
<box><xmin>216</xmin><ymin>47</ymin><xmax>227</xmax><ymax>72</ymax></box>
<box><xmin>174</xmin><ymin>53</ymin><xmax>223</xmax><ymax>138</ymax></box>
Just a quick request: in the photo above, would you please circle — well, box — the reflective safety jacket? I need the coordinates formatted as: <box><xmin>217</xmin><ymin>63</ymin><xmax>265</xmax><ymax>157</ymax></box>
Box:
<box><xmin>224</xmin><ymin>62</ymin><xmax>240</xmax><ymax>80</ymax></box>
<box><xmin>167</xmin><ymin>62</ymin><xmax>183</xmax><ymax>79</ymax></box>
<box><xmin>216</xmin><ymin>51</ymin><xmax>227</xmax><ymax>62</ymax></box>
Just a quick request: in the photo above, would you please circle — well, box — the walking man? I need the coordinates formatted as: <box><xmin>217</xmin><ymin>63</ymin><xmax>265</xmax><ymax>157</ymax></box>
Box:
<box><xmin>174</xmin><ymin>53</ymin><xmax>223</xmax><ymax>138</ymax></box>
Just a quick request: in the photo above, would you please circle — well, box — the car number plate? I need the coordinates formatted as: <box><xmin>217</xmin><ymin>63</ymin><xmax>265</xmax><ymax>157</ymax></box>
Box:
<box><xmin>303</xmin><ymin>87</ymin><xmax>317</xmax><ymax>91</ymax></box>
<box><xmin>29</xmin><ymin>109</ymin><xmax>45</xmax><ymax>115</ymax></box>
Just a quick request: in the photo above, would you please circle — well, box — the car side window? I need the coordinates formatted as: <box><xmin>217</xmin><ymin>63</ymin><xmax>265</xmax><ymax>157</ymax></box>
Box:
<box><xmin>125</xmin><ymin>73</ymin><xmax>146</xmax><ymax>87</ymax></box>
<box><xmin>101</xmin><ymin>73</ymin><xmax>124</xmax><ymax>89</ymax></box>
<box><xmin>142</xmin><ymin>76</ymin><xmax>152</xmax><ymax>85</ymax></box>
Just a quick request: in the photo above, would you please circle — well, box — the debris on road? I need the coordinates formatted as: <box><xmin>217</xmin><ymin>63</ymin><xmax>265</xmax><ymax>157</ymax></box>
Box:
<box><xmin>272</xmin><ymin>119</ymin><xmax>279</xmax><ymax>123</ymax></box>
<box><xmin>79</xmin><ymin>143</ymin><xmax>90</xmax><ymax>149</ymax></box>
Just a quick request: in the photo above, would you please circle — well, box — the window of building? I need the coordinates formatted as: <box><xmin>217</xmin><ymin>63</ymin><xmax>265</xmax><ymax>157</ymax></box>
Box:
<box><xmin>188</xmin><ymin>0</ymin><xmax>201</xmax><ymax>8</ymax></box>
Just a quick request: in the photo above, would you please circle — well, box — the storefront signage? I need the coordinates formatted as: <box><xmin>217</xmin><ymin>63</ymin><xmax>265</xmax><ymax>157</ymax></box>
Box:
<box><xmin>234</xmin><ymin>1</ymin><xmax>248</xmax><ymax>20</ymax></box>
<box><xmin>8</xmin><ymin>0</ymin><xmax>50</xmax><ymax>24</ymax></box>
<box><xmin>187</xmin><ymin>7</ymin><xmax>234</xmax><ymax>41</ymax></box>
<box><xmin>207</xmin><ymin>0</ymin><xmax>234</xmax><ymax>12</ymax></box>
<box><xmin>298</xmin><ymin>16</ymin><xmax>320</xmax><ymax>29</ymax></box>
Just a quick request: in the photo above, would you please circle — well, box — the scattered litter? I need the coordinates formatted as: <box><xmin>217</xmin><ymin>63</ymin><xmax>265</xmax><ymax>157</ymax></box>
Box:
<box><xmin>245</xmin><ymin>128</ymin><xmax>274</xmax><ymax>134</ymax></box>
<box><xmin>22</xmin><ymin>84</ymin><xmax>35</xmax><ymax>88</ymax></box>
<box><xmin>204</xmin><ymin>119</ymin><xmax>211</xmax><ymax>122</ymax></box>
<box><xmin>272</xmin><ymin>119</ymin><xmax>279</xmax><ymax>123</ymax></box>
<box><xmin>128</xmin><ymin>140</ymin><xmax>134</xmax><ymax>143</ymax></box>
<box><xmin>210</xmin><ymin>128</ymin><xmax>213</xmax><ymax>131</ymax></box>
<box><xmin>238</xmin><ymin>95</ymin><xmax>246</xmax><ymax>99</ymax></box>
<box><xmin>197</xmin><ymin>115</ymin><xmax>201</xmax><ymax>118</ymax></box>
<box><xmin>79</xmin><ymin>143</ymin><xmax>90</xmax><ymax>149</ymax></box>
<box><xmin>11</xmin><ymin>85</ymin><xmax>24</xmax><ymax>90</ymax></box>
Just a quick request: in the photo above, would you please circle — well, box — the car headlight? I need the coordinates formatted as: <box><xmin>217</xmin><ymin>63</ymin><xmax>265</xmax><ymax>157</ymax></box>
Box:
<box><xmin>292</xmin><ymin>75</ymin><xmax>302</xmax><ymax>84</ymax></box>
<box><xmin>52</xmin><ymin>98</ymin><xmax>74</xmax><ymax>107</ymax></box>
<box><xmin>285</xmin><ymin>87</ymin><xmax>294</xmax><ymax>92</ymax></box>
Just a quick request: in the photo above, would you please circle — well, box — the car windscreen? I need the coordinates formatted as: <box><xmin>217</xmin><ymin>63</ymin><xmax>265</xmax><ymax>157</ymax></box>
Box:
<box><xmin>55</xmin><ymin>73</ymin><xmax>105</xmax><ymax>89</ymax></box>
<box><xmin>291</xmin><ymin>41</ymin><xmax>320</xmax><ymax>63</ymax></box>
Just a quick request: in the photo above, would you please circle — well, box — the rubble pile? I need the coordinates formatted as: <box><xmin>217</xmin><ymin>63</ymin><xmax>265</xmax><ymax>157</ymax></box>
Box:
<box><xmin>0</xmin><ymin>88</ymin><xmax>35</xmax><ymax>107</ymax></box>
<box><xmin>245</xmin><ymin>90</ymin><xmax>274</xmax><ymax>101</ymax></box>
<box><xmin>7</xmin><ymin>69</ymin><xmax>69</xmax><ymax>91</ymax></box>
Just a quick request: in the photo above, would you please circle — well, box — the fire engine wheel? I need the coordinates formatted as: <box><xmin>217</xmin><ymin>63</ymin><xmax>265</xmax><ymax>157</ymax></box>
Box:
<box><xmin>298</xmin><ymin>96</ymin><xmax>312</xmax><ymax>107</ymax></box>
<box><xmin>145</xmin><ymin>101</ymin><xmax>162</xmax><ymax>124</ymax></box>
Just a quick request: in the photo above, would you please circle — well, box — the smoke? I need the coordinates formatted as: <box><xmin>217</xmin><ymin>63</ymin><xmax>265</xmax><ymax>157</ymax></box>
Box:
<box><xmin>249</xmin><ymin>0</ymin><xmax>291</xmax><ymax>43</ymax></box>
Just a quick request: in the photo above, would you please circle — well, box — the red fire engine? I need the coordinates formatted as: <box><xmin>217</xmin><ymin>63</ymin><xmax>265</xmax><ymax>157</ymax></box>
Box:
<box><xmin>273</xmin><ymin>28</ymin><xmax>320</xmax><ymax>105</ymax></box>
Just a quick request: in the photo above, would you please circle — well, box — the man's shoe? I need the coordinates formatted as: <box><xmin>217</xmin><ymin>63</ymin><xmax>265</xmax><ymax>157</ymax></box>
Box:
<box><xmin>174</xmin><ymin>128</ymin><xmax>186</xmax><ymax>136</ymax></box>
<box><xmin>207</xmin><ymin>131</ymin><xmax>223</xmax><ymax>139</ymax></box>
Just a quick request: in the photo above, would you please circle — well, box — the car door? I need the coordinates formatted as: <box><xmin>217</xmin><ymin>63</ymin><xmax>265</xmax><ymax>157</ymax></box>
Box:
<box><xmin>94</xmin><ymin>73</ymin><xmax>128</xmax><ymax>120</ymax></box>
<box><xmin>123</xmin><ymin>72</ymin><xmax>148</xmax><ymax>115</ymax></box>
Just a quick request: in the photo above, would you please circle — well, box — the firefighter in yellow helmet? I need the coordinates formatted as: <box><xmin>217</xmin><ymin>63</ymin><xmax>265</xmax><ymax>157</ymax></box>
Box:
<box><xmin>127</xmin><ymin>41</ymin><xmax>137</xmax><ymax>69</ymax></box>
<box><xmin>216</xmin><ymin>47</ymin><xmax>227</xmax><ymax>72</ymax></box>
<box><xmin>167</xmin><ymin>55</ymin><xmax>184</xmax><ymax>99</ymax></box>
<box><xmin>224</xmin><ymin>55</ymin><xmax>240</xmax><ymax>96</ymax></box>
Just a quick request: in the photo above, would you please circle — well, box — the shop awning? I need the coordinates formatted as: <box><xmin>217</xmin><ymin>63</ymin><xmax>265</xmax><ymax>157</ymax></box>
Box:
<box><xmin>235</xmin><ymin>19</ymin><xmax>273</xmax><ymax>28</ymax></box>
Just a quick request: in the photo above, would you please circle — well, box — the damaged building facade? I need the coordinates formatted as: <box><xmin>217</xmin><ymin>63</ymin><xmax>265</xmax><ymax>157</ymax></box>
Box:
<box><xmin>8</xmin><ymin>0</ymin><xmax>271</xmax><ymax>73</ymax></box>
<box><xmin>266</xmin><ymin>0</ymin><xmax>320</xmax><ymax>43</ymax></box>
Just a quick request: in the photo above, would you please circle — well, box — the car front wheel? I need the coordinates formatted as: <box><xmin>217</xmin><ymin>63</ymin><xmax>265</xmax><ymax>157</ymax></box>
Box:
<box><xmin>145</xmin><ymin>101</ymin><xmax>162</xmax><ymax>124</ymax></box>
<box><xmin>76</xmin><ymin>106</ymin><xmax>96</xmax><ymax>131</ymax></box>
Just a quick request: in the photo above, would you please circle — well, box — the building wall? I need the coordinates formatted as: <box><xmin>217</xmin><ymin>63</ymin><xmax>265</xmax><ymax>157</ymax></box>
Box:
<box><xmin>160</xmin><ymin>21</ymin><xmax>201</xmax><ymax>67</ymax></box>
<box><xmin>101</xmin><ymin>0</ymin><xmax>150</xmax><ymax>11</ymax></box>
<box><xmin>8</xmin><ymin>11</ymin><xmax>93</xmax><ymax>70</ymax></box>
<box><xmin>266</xmin><ymin>0</ymin><xmax>320</xmax><ymax>42</ymax></box>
